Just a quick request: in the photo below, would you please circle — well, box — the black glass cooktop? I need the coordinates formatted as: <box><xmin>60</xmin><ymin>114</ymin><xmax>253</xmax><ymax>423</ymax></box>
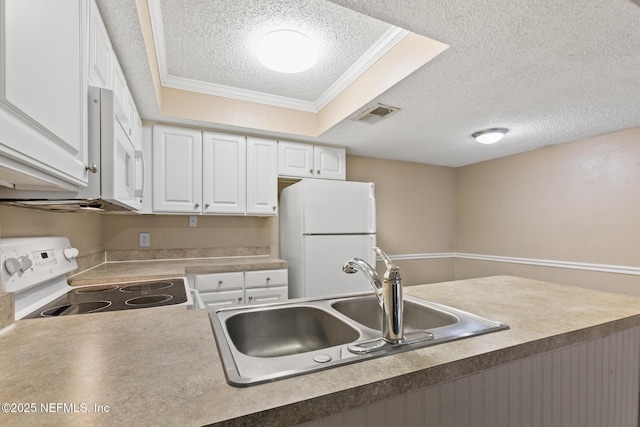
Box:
<box><xmin>24</xmin><ymin>279</ymin><xmax>188</xmax><ymax>319</ymax></box>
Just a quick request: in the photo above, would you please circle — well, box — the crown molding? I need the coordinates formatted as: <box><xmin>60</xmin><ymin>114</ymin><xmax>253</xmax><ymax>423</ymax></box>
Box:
<box><xmin>313</xmin><ymin>27</ymin><xmax>408</xmax><ymax>111</ymax></box>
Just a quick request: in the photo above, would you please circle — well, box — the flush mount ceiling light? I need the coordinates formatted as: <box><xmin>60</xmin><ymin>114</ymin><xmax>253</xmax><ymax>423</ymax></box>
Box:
<box><xmin>256</xmin><ymin>30</ymin><xmax>319</xmax><ymax>73</ymax></box>
<box><xmin>472</xmin><ymin>128</ymin><xmax>509</xmax><ymax>144</ymax></box>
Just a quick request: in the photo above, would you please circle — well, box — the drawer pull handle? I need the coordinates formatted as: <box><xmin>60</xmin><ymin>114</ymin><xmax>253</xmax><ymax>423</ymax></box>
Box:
<box><xmin>248</xmin><ymin>296</ymin><xmax>253</xmax><ymax>301</ymax></box>
<box><xmin>266</xmin><ymin>277</ymin><xmax>270</xmax><ymax>282</ymax></box>
<box><xmin>218</xmin><ymin>280</ymin><xmax>223</xmax><ymax>285</ymax></box>
<box><xmin>237</xmin><ymin>297</ymin><xmax>243</xmax><ymax>302</ymax></box>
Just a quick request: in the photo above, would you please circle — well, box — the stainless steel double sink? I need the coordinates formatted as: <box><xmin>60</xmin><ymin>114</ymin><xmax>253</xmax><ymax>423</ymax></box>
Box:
<box><xmin>209</xmin><ymin>293</ymin><xmax>509</xmax><ymax>386</ymax></box>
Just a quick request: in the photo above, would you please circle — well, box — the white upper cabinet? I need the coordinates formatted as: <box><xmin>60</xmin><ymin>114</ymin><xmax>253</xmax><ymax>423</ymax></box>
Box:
<box><xmin>151</xmin><ymin>125</ymin><xmax>278</xmax><ymax>216</ymax></box>
<box><xmin>0</xmin><ymin>0</ymin><xmax>89</xmax><ymax>190</ymax></box>
<box><xmin>247</xmin><ymin>137</ymin><xmax>278</xmax><ymax>215</ymax></box>
<box><xmin>278</xmin><ymin>141</ymin><xmax>314</xmax><ymax>179</ymax></box>
<box><xmin>314</xmin><ymin>145</ymin><xmax>346</xmax><ymax>180</ymax></box>
<box><xmin>278</xmin><ymin>141</ymin><xmax>345</xmax><ymax>180</ymax></box>
<box><xmin>152</xmin><ymin>125</ymin><xmax>202</xmax><ymax>213</ymax></box>
<box><xmin>87</xmin><ymin>0</ymin><xmax>112</xmax><ymax>90</ymax></box>
<box><xmin>202</xmin><ymin>131</ymin><xmax>246</xmax><ymax>214</ymax></box>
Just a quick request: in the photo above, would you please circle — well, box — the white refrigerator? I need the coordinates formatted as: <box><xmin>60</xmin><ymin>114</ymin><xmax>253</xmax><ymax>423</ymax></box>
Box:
<box><xmin>279</xmin><ymin>179</ymin><xmax>377</xmax><ymax>299</ymax></box>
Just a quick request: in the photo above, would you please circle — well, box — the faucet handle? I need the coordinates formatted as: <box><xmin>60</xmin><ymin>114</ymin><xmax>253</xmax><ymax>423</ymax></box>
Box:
<box><xmin>373</xmin><ymin>247</ymin><xmax>400</xmax><ymax>278</ymax></box>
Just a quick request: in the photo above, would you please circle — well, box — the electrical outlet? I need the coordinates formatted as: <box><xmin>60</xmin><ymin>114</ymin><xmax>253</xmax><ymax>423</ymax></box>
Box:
<box><xmin>189</xmin><ymin>215</ymin><xmax>198</xmax><ymax>227</ymax></box>
<box><xmin>139</xmin><ymin>232</ymin><xmax>150</xmax><ymax>248</ymax></box>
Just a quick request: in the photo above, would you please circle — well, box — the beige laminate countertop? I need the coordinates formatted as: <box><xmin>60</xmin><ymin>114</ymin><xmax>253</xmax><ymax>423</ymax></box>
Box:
<box><xmin>2</xmin><ymin>276</ymin><xmax>640</xmax><ymax>426</ymax></box>
<box><xmin>68</xmin><ymin>256</ymin><xmax>288</xmax><ymax>286</ymax></box>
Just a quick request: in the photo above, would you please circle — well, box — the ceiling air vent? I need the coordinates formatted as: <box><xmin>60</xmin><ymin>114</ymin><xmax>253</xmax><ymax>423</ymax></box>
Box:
<box><xmin>353</xmin><ymin>103</ymin><xmax>401</xmax><ymax>124</ymax></box>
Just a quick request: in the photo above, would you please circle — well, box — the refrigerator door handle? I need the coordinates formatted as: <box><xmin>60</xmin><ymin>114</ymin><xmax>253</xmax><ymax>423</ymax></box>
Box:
<box><xmin>369</xmin><ymin>235</ymin><xmax>377</xmax><ymax>266</ymax></box>
<box><xmin>368</xmin><ymin>183</ymin><xmax>377</xmax><ymax>233</ymax></box>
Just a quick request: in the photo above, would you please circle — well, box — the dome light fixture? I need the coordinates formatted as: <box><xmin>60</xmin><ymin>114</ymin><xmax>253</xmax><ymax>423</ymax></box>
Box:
<box><xmin>472</xmin><ymin>128</ymin><xmax>509</xmax><ymax>144</ymax></box>
<box><xmin>256</xmin><ymin>30</ymin><xmax>318</xmax><ymax>73</ymax></box>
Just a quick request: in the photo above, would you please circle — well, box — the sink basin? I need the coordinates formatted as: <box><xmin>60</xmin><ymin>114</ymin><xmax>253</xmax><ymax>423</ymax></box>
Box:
<box><xmin>210</xmin><ymin>293</ymin><xmax>508</xmax><ymax>387</ymax></box>
<box><xmin>332</xmin><ymin>296</ymin><xmax>458</xmax><ymax>331</ymax></box>
<box><xmin>226</xmin><ymin>306</ymin><xmax>360</xmax><ymax>357</ymax></box>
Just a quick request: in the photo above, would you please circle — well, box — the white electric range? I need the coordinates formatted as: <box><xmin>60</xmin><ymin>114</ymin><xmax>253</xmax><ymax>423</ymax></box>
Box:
<box><xmin>0</xmin><ymin>237</ymin><xmax>192</xmax><ymax>320</ymax></box>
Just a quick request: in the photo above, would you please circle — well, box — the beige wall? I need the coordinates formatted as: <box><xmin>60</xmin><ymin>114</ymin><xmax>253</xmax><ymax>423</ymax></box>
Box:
<box><xmin>0</xmin><ymin>205</ymin><xmax>103</xmax><ymax>255</ymax></box>
<box><xmin>103</xmin><ymin>214</ymin><xmax>278</xmax><ymax>255</ymax></box>
<box><xmin>455</xmin><ymin>126</ymin><xmax>640</xmax><ymax>295</ymax></box>
<box><xmin>347</xmin><ymin>155</ymin><xmax>456</xmax><ymax>286</ymax></box>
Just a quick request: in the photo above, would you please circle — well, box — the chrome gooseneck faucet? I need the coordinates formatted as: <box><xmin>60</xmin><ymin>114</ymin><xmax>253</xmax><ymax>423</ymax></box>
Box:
<box><xmin>343</xmin><ymin>247</ymin><xmax>404</xmax><ymax>345</ymax></box>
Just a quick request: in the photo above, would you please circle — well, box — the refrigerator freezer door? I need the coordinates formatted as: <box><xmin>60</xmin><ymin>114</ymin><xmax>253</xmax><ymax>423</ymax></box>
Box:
<box><xmin>299</xmin><ymin>234</ymin><xmax>377</xmax><ymax>299</ymax></box>
<box><xmin>302</xmin><ymin>180</ymin><xmax>375</xmax><ymax>234</ymax></box>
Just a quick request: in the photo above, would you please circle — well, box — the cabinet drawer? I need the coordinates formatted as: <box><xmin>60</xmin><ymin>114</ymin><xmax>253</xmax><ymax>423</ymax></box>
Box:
<box><xmin>246</xmin><ymin>286</ymin><xmax>288</xmax><ymax>304</ymax></box>
<box><xmin>244</xmin><ymin>269</ymin><xmax>288</xmax><ymax>288</ymax></box>
<box><xmin>195</xmin><ymin>272</ymin><xmax>244</xmax><ymax>291</ymax></box>
<box><xmin>200</xmin><ymin>289</ymin><xmax>245</xmax><ymax>308</ymax></box>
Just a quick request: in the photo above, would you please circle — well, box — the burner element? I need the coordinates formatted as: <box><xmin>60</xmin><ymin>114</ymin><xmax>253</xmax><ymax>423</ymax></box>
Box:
<box><xmin>41</xmin><ymin>301</ymin><xmax>112</xmax><ymax>316</ymax></box>
<box><xmin>75</xmin><ymin>285</ymin><xmax>118</xmax><ymax>294</ymax></box>
<box><xmin>125</xmin><ymin>294</ymin><xmax>173</xmax><ymax>306</ymax></box>
<box><xmin>119</xmin><ymin>282</ymin><xmax>173</xmax><ymax>292</ymax></box>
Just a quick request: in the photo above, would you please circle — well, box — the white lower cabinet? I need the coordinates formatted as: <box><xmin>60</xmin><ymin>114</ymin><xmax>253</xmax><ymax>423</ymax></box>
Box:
<box><xmin>192</xmin><ymin>269</ymin><xmax>287</xmax><ymax>309</ymax></box>
<box><xmin>200</xmin><ymin>289</ymin><xmax>245</xmax><ymax>309</ymax></box>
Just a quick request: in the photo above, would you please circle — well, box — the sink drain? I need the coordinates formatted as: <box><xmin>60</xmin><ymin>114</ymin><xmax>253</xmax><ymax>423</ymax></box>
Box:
<box><xmin>313</xmin><ymin>354</ymin><xmax>332</xmax><ymax>363</ymax></box>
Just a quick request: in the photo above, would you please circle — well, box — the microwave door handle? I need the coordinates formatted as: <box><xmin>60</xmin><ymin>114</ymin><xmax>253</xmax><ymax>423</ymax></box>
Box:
<box><xmin>134</xmin><ymin>150</ymin><xmax>144</xmax><ymax>197</ymax></box>
<box><xmin>125</xmin><ymin>151</ymin><xmax>133</xmax><ymax>192</ymax></box>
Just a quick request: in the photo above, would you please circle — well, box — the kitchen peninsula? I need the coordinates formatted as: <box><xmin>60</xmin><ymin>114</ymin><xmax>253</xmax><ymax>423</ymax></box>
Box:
<box><xmin>1</xmin><ymin>276</ymin><xmax>639</xmax><ymax>426</ymax></box>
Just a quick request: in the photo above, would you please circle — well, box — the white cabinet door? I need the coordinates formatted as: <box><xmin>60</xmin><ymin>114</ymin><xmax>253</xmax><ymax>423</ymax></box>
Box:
<box><xmin>246</xmin><ymin>287</ymin><xmax>288</xmax><ymax>305</ymax></box>
<box><xmin>112</xmin><ymin>62</ymin><xmax>132</xmax><ymax>136</ymax></box>
<box><xmin>87</xmin><ymin>0</ymin><xmax>112</xmax><ymax>89</ymax></box>
<box><xmin>247</xmin><ymin>137</ymin><xmax>277</xmax><ymax>215</ymax></box>
<box><xmin>278</xmin><ymin>141</ymin><xmax>314</xmax><ymax>178</ymax></box>
<box><xmin>152</xmin><ymin>125</ymin><xmax>202</xmax><ymax>213</ymax></box>
<box><xmin>202</xmin><ymin>131</ymin><xmax>246</xmax><ymax>214</ymax></box>
<box><xmin>0</xmin><ymin>0</ymin><xmax>88</xmax><ymax>190</ymax></box>
<box><xmin>278</xmin><ymin>141</ymin><xmax>345</xmax><ymax>180</ymax></box>
<box><xmin>314</xmin><ymin>145</ymin><xmax>346</xmax><ymax>180</ymax></box>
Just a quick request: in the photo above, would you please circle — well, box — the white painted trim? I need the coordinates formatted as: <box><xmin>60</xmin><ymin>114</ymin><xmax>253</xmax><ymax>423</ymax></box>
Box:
<box><xmin>146</xmin><ymin>1</ymin><xmax>408</xmax><ymax>112</ymax></box>
<box><xmin>456</xmin><ymin>252</ymin><xmax>640</xmax><ymax>276</ymax></box>
<box><xmin>147</xmin><ymin>0</ymin><xmax>168</xmax><ymax>86</ymax></box>
<box><xmin>378</xmin><ymin>252</ymin><xmax>640</xmax><ymax>276</ymax></box>
<box><xmin>162</xmin><ymin>75</ymin><xmax>318</xmax><ymax>112</ymax></box>
<box><xmin>313</xmin><ymin>27</ymin><xmax>409</xmax><ymax>111</ymax></box>
<box><xmin>378</xmin><ymin>253</ymin><xmax>456</xmax><ymax>261</ymax></box>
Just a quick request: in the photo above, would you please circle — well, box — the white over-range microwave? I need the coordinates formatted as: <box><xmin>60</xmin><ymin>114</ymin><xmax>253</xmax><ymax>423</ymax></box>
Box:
<box><xmin>0</xmin><ymin>86</ymin><xmax>144</xmax><ymax>212</ymax></box>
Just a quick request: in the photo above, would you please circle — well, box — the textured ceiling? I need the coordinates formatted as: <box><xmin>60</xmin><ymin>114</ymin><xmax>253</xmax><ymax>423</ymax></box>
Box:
<box><xmin>96</xmin><ymin>0</ymin><xmax>640</xmax><ymax>167</ymax></box>
<box><xmin>157</xmin><ymin>0</ymin><xmax>391</xmax><ymax>102</ymax></box>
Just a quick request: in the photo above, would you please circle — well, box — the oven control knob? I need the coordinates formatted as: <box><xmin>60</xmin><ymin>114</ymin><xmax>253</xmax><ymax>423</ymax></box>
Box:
<box><xmin>4</xmin><ymin>256</ymin><xmax>32</xmax><ymax>276</ymax></box>
<box><xmin>63</xmin><ymin>248</ymin><xmax>79</xmax><ymax>261</ymax></box>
